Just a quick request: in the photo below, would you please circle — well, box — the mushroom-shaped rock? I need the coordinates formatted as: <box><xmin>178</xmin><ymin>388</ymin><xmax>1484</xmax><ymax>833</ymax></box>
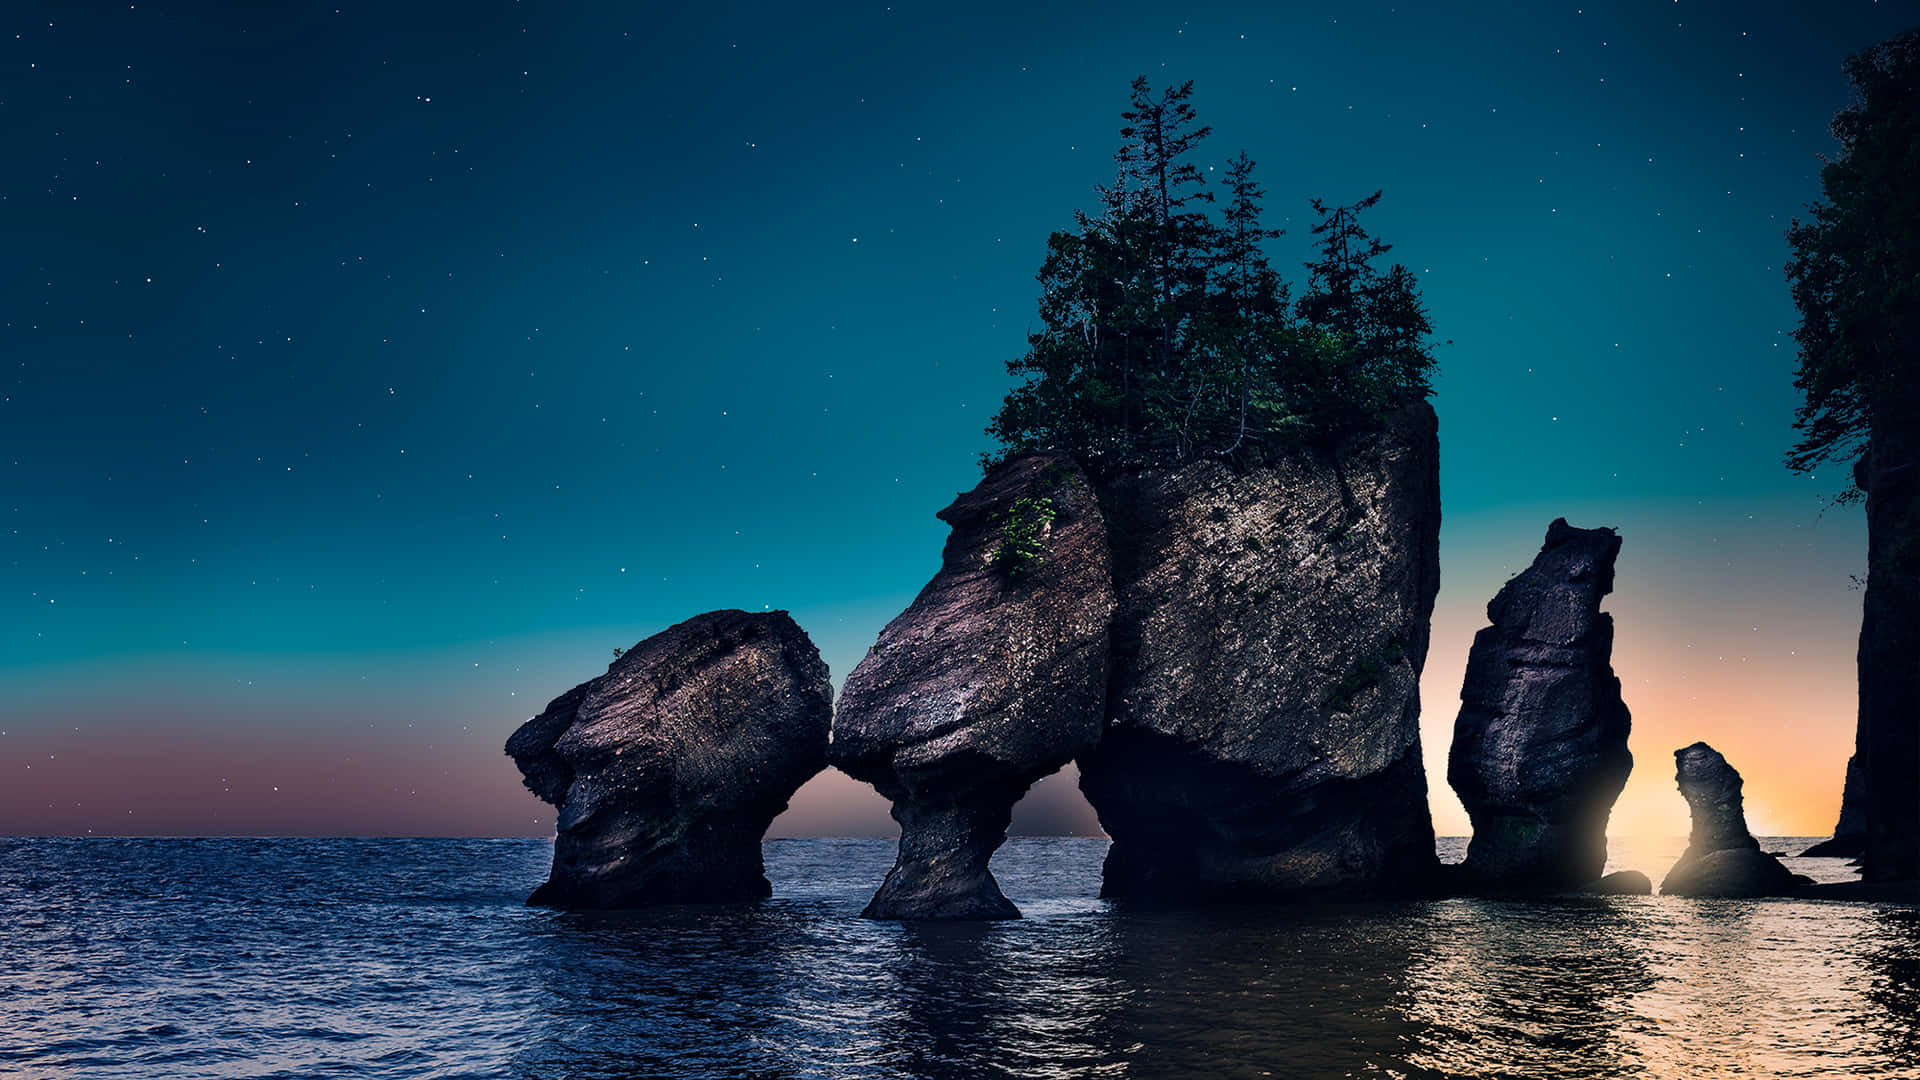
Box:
<box><xmin>831</xmin><ymin>453</ymin><xmax>1114</xmax><ymax>920</ymax></box>
<box><xmin>1077</xmin><ymin>401</ymin><xmax>1442</xmax><ymax>901</ymax></box>
<box><xmin>1660</xmin><ymin>742</ymin><xmax>1798</xmax><ymax>897</ymax></box>
<box><xmin>1446</xmin><ymin>519</ymin><xmax>1632</xmax><ymax>891</ymax></box>
<box><xmin>506</xmin><ymin>610</ymin><xmax>832</xmax><ymax>908</ymax></box>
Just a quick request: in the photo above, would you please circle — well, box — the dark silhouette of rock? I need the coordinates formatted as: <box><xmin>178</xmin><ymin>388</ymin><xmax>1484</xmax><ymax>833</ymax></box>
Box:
<box><xmin>1077</xmin><ymin>401</ymin><xmax>1442</xmax><ymax>901</ymax></box>
<box><xmin>1662</xmin><ymin>849</ymin><xmax>1805</xmax><ymax>898</ymax></box>
<box><xmin>1660</xmin><ymin>742</ymin><xmax>1798</xmax><ymax>897</ymax></box>
<box><xmin>1801</xmin><ymin>754</ymin><xmax>1868</xmax><ymax>857</ymax></box>
<box><xmin>1588</xmin><ymin>870</ymin><xmax>1652</xmax><ymax>895</ymax></box>
<box><xmin>1446</xmin><ymin>519</ymin><xmax>1631</xmax><ymax>892</ymax></box>
<box><xmin>505</xmin><ymin>610</ymin><xmax>832</xmax><ymax>908</ymax></box>
<box><xmin>831</xmin><ymin>454</ymin><xmax>1114</xmax><ymax>920</ymax></box>
<box><xmin>1851</xmin><ymin>422</ymin><xmax>1920</xmax><ymax>882</ymax></box>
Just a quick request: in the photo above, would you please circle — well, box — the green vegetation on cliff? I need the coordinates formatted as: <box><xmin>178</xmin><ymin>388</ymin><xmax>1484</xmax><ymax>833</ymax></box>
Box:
<box><xmin>987</xmin><ymin>78</ymin><xmax>1439</xmax><ymax>470</ymax></box>
<box><xmin>1784</xmin><ymin>28</ymin><xmax>1920</xmax><ymax>488</ymax></box>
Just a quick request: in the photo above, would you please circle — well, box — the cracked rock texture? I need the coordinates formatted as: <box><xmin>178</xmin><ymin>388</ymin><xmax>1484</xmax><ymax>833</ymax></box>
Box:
<box><xmin>506</xmin><ymin>610</ymin><xmax>832</xmax><ymax>908</ymax></box>
<box><xmin>1077</xmin><ymin>401</ymin><xmax>1442</xmax><ymax>901</ymax></box>
<box><xmin>1447</xmin><ymin>519</ymin><xmax>1632</xmax><ymax>892</ymax></box>
<box><xmin>831</xmin><ymin>453</ymin><xmax>1114</xmax><ymax>920</ymax></box>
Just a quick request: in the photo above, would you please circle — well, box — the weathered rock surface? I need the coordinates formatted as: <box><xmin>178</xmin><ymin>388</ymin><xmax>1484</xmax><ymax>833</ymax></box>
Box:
<box><xmin>1077</xmin><ymin>401</ymin><xmax>1442</xmax><ymax>901</ymax></box>
<box><xmin>1447</xmin><ymin>519</ymin><xmax>1632</xmax><ymax>891</ymax></box>
<box><xmin>1800</xmin><ymin>753</ymin><xmax>1867</xmax><ymax>858</ymax></box>
<box><xmin>506</xmin><ymin>610</ymin><xmax>832</xmax><ymax>908</ymax></box>
<box><xmin>831</xmin><ymin>454</ymin><xmax>1114</xmax><ymax>919</ymax></box>
<box><xmin>1660</xmin><ymin>742</ymin><xmax>1797</xmax><ymax>897</ymax></box>
<box><xmin>1587</xmin><ymin>870</ymin><xmax>1652</xmax><ymax>896</ymax></box>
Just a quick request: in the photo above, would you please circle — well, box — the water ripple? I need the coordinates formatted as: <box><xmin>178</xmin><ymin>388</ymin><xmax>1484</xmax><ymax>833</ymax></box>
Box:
<box><xmin>0</xmin><ymin>836</ymin><xmax>1914</xmax><ymax>1078</ymax></box>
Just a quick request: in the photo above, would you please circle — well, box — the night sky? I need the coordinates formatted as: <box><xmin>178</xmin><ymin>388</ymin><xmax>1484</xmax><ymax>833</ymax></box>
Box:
<box><xmin>5</xmin><ymin>2</ymin><xmax>1912</xmax><ymax>839</ymax></box>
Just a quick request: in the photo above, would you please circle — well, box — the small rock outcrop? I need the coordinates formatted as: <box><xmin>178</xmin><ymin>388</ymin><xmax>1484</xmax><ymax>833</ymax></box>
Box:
<box><xmin>506</xmin><ymin>610</ymin><xmax>832</xmax><ymax>908</ymax></box>
<box><xmin>1800</xmin><ymin>753</ymin><xmax>1867</xmax><ymax>858</ymax></box>
<box><xmin>1077</xmin><ymin>401</ymin><xmax>1442</xmax><ymax>901</ymax></box>
<box><xmin>831</xmin><ymin>454</ymin><xmax>1114</xmax><ymax>920</ymax></box>
<box><xmin>1446</xmin><ymin>519</ymin><xmax>1632</xmax><ymax>891</ymax></box>
<box><xmin>1660</xmin><ymin>742</ymin><xmax>1799</xmax><ymax>897</ymax></box>
<box><xmin>1588</xmin><ymin>870</ymin><xmax>1652</xmax><ymax>896</ymax></box>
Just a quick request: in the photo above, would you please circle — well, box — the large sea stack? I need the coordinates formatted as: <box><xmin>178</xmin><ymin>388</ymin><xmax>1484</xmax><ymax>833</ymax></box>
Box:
<box><xmin>1660</xmin><ymin>742</ymin><xmax>1800</xmax><ymax>897</ymax></box>
<box><xmin>505</xmin><ymin>610</ymin><xmax>833</xmax><ymax>908</ymax></box>
<box><xmin>1077</xmin><ymin>400</ymin><xmax>1443</xmax><ymax>901</ymax></box>
<box><xmin>831</xmin><ymin>454</ymin><xmax>1114</xmax><ymax>919</ymax></box>
<box><xmin>1446</xmin><ymin>519</ymin><xmax>1632</xmax><ymax>891</ymax></box>
<box><xmin>1852</xmin><ymin>423</ymin><xmax>1920</xmax><ymax>882</ymax></box>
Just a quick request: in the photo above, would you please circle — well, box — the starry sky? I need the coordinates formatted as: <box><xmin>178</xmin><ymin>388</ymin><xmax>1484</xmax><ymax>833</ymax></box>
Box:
<box><xmin>4</xmin><ymin>2</ymin><xmax>1911</xmax><ymax>840</ymax></box>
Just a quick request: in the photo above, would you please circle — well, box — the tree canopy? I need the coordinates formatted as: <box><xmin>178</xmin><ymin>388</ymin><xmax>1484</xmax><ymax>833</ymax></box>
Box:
<box><xmin>1785</xmin><ymin>29</ymin><xmax>1920</xmax><ymax>492</ymax></box>
<box><xmin>986</xmin><ymin>78</ymin><xmax>1437</xmax><ymax>470</ymax></box>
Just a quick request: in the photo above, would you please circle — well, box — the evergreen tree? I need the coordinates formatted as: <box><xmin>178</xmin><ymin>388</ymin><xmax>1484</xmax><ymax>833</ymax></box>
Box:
<box><xmin>1290</xmin><ymin>192</ymin><xmax>1437</xmax><ymax>438</ymax></box>
<box><xmin>1203</xmin><ymin>150</ymin><xmax>1289</xmax><ymax>452</ymax></box>
<box><xmin>1115</xmin><ymin>77</ymin><xmax>1217</xmax><ymax>447</ymax></box>
<box><xmin>989</xmin><ymin>78</ymin><xmax>1438</xmax><ymax>470</ymax></box>
<box><xmin>1784</xmin><ymin>28</ymin><xmax>1920</xmax><ymax>487</ymax></box>
<box><xmin>1782</xmin><ymin>28</ymin><xmax>1920</xmax><ymax>884</ymax></box>
<box><xmin>1297</xmin><ymin>191</ymin><xmax>1388</xmax><ymax>333</ymax></box>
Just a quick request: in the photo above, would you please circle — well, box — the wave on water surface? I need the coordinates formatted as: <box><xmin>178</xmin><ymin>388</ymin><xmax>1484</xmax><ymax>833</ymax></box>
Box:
<box><xmin>2</xmin><ymin>835</ymin><xmax>1915</xmax><ymax>1079</ymax></box>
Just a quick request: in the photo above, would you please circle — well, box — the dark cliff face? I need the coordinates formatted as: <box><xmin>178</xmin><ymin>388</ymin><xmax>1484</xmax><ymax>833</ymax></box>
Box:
<box><xmin>1077</xmin><ymin>400</ymin><xmax>1442</xmax><ymax>901</ymax></box>
<box><xmin>505</xmin><ymin>610</ymin><xmax>832</xmax><ymax>909</ymax></box>
<box><xmin>1856</xmin><ymin>420</ymin><xmax>1920</xmax><ymax>882</ymax></box>
<box><xmin>1801</xmin><ymin>754</ymin><xmax>1867</xmax><ymax>858</ymax></box>
<box><xmin>1661</xmin><ymin>742</ymin><xmax>1798</xmax><ymax>897</ymax></box>
<box><xmin>831</xmin><ymin>453</ymin><xmax>1114</xmax><ymax>919</ymax></box>
<box><xmin>1447</xmin><ymin>519</ymin><xmax>1631</xmax><ymax>891</ymax></box>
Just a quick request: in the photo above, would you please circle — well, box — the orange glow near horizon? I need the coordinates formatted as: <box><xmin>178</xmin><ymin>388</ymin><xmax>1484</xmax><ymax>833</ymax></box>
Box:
<box><xmin>1</xmin><ymin>500</ymin><xmax>1863</xmax><ymax>844</ymax></box>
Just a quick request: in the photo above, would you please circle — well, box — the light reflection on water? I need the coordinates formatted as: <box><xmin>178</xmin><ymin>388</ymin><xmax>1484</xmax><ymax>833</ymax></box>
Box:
<box><xmin>1</xmin><ymin>836</ymin><xmax>1914</xmax><ymax>1079</ymax></box>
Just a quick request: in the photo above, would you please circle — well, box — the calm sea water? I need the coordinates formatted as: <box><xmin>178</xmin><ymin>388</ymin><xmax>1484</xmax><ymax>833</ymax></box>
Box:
<box><xmin>2</xmin><ymin>835</ymin><xmax>1915</xmax><ymax>1079</ymax></box>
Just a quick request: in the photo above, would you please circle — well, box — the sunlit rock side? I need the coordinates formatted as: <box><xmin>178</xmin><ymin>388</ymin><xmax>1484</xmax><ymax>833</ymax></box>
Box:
<box><xmin>1660</xmin><ymin>742</ymin><xmax>1803</xmax><ymax>898</ymax></box>
<box><xmin>1077</xmin><ymin>400</ymin><xmax>1442</xmax><ymax>901</ymax></box>
<box><xmin>831</xmin><ymin>454</ymin><xmax>1114</xmax><ymax>920</ymax></box>
<box><xmin>1800</xmin><ymin>753</ymin><xmax>1867</xmax><ymax>858</ymax></box>
<box><xmin>505</xmin><ymin>610</ymin><xmax>832</xmax><ymax>908</ymax></box>
<box><xmin>1446</xmin><ymin>519</ymin><xmax>1633</xmax><ymax>893</ymax></box>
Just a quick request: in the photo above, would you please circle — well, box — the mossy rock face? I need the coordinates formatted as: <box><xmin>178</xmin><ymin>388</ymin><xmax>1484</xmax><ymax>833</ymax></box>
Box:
<box><xmin>990</xmin><ymin>494</ymin><xmax>1058</xmax><ymax>581</ymax></box>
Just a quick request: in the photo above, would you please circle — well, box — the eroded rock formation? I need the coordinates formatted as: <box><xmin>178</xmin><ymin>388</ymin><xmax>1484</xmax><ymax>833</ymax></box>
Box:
<box><xmin>1446</xmin><ymin>519</ymin><xmax>1632</xmax><ymax>891</ymax></box>
<box><xmin>1076</xmin><ymin>401</ymin><xmax>1442</xmax><ymax>901</ymax></box>
<box><xmin>831</xmin><ymin>454</ymin><xmax>1113</xmax><ymax>919</ymax></box>
<box><xmin>506</xmin><ymin>610</ymin><xmax>832</xmax><ymax>908</ymax></box>
<box><xmin>1660</xmin><ymin>742</ymin><xmax>1800</xmax><ymax>897</ymax></box>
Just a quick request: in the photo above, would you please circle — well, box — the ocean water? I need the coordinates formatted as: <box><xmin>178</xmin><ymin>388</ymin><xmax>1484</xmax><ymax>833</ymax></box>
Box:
<box><xmin>2</xmin><ymin>836</ymin><xmax>1915</xmax><ymax>1079</ymax></box>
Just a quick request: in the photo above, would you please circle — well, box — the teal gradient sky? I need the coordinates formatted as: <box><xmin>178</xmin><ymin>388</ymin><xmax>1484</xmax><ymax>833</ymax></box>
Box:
<box><xmin>3</xmin><ymin>2</ymin><xmax>1908</xmax><ymax>837</ymax></box>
